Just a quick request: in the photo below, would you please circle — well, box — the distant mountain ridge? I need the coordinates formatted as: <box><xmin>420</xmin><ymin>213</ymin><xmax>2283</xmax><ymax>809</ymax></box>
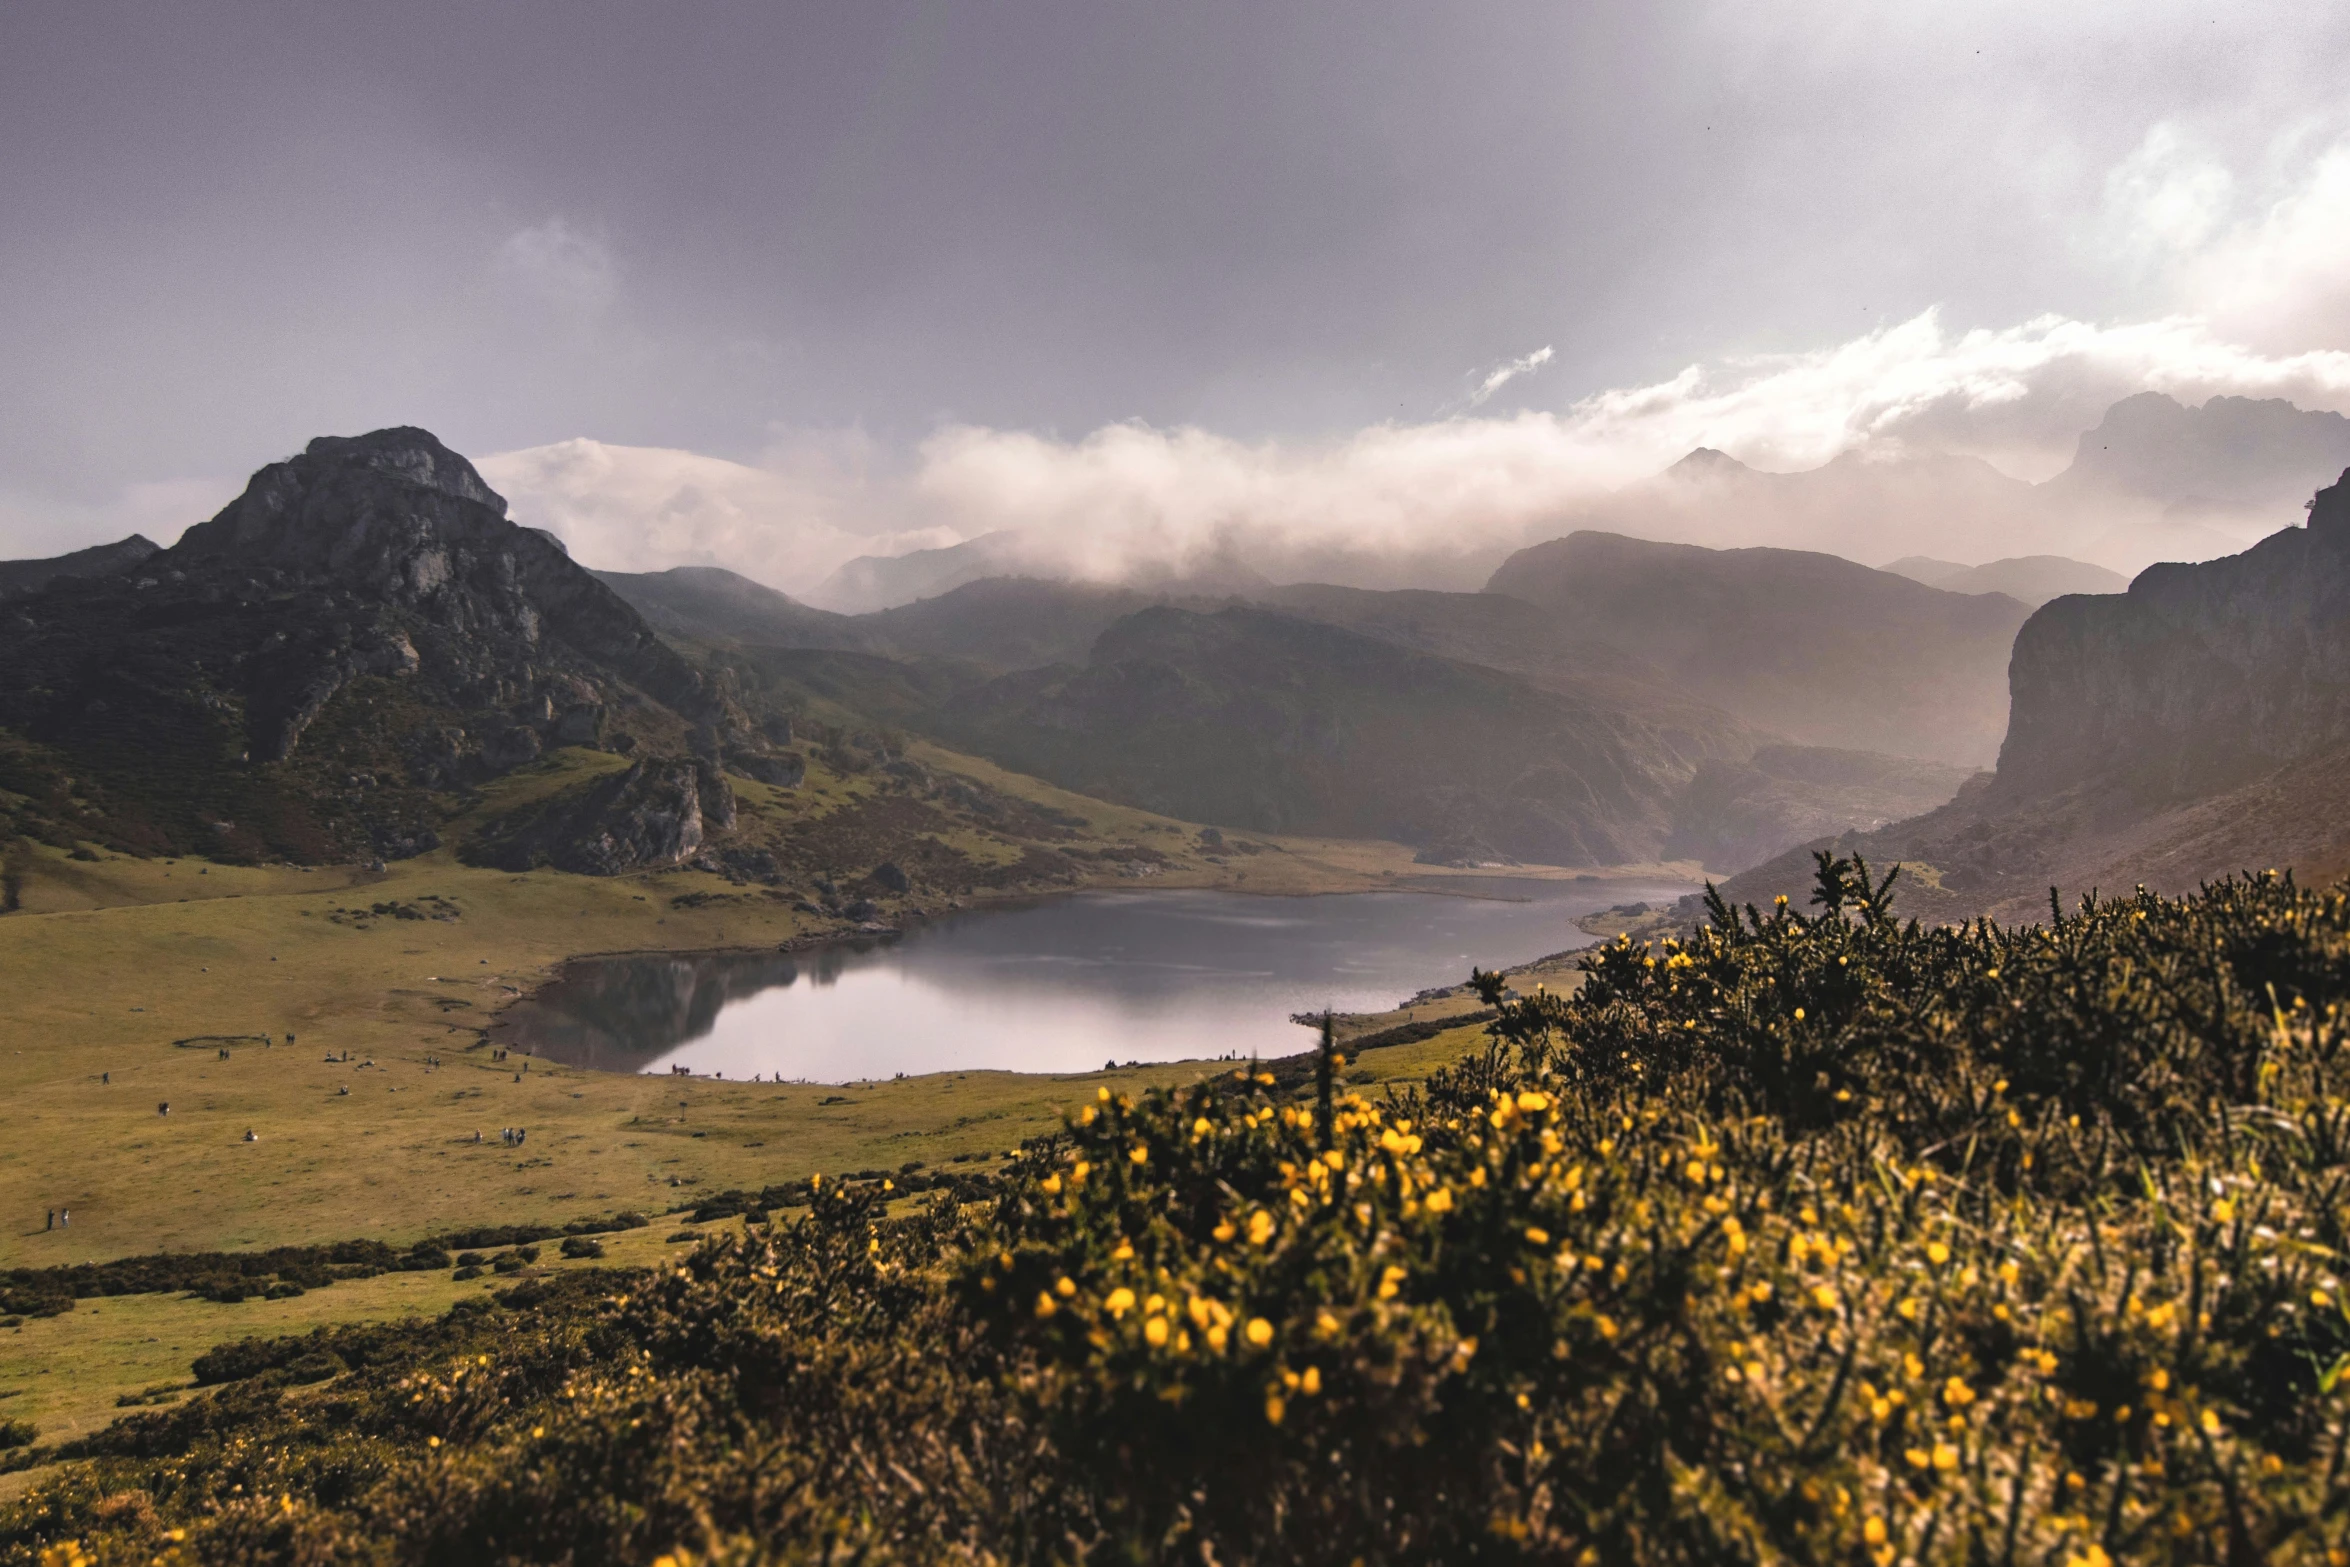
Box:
<box><xmin>1879</xmin><ymin>554</ymin><xmax>2127</xmax><ymax>607</ymax></box>
<box><xmin>0</xmin><ymin>534</ymin><xmax>159</xmax><ymax>599</ymax></box>
<box><xmin>927</xmin><ymin>603</ymin><xmax>1757</xmax><ymax>867</ymax></box>
<box><xmin>1483</xmin><ymin>531</ymin><xmax>2031</xmax><ymax>766</ymax></box>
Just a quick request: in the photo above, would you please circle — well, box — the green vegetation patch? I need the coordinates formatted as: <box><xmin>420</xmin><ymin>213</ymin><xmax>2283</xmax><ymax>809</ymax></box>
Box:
<box><xmin>12</xmin><ymin>857</ymin><xmax>2350</xmax><ymax>1561</ymax></box>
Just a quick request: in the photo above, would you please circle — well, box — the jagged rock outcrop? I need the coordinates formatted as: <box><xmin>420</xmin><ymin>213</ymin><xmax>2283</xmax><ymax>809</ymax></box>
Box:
<box><xmin>0</xmin><ymin>428</ymin><xmax>752</xmax><ymax>864</ymax></box>
<box><xmin>465</xmin><ymin>757</ymin><xmax>733</xmax><ymax>874</ymax></box>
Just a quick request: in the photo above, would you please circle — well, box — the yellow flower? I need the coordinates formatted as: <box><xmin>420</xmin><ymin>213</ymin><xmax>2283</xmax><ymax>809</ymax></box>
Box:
<box><xmin>1316</xmin><ymin>1310</ymin><xmax>1342</xmax><ymax>1337</ymax></box>
<box><xmin>1055</xmin><ymin>1276</ymin><xmax>1077</xmax><ymax>1297</ymax></box>
<box><xmin>1247</xmin><ymin>1210</ymin><xmax>1276</xmax><ymax>1246</ymax></box>
<box><xmin>1897</xmin><ymin>1297</ymin><xmax>1921</xmax><ymax>1321</ymax></box>
<box><xmin>1926</xmin><ymin>1241</ymin><xmax>1950</xmax><ymax>1266</ymax></box>
<box><xmin>1525</xmin><ymin>1226</ymin><xmax>1551</xmax><ymax>1246</ymax></box>
<box><xmin>1213</xmin><ymin>1220</ymin><xmax>1237</xmax><ymax>1243</ymax></box>
<box><xmin>1425</xmin><ymin>1187</ymin><xmax>1454</xmax><ymax>1213</ymax></box>
<box><xmin>1811</xmin><ymin>1284</ymin><xmax>1840</xmax><ymax>1312</ymax></box>
<box><xmin>1129</xmin><ymin>1145</ymin><xmax>1148</xmax><ymax>1165</ymax></box>
<box><xmin>1264</xmin><ymin>1394</ymin><xmax>1286</xmax><ymax>1425</ymax></box>
<box><xmin>1863</xmin><ymin>1517</ymin><xmax>1887</xmax><ymax>1546</ymax></box>
<box><xmin>2201</xmin><ymin>1409</ymin><xmax>2222</xmax><ymax>1435</ymax></box>
<box><xmin>428</xmin><ymin>1435</ymin><xmax>442</xmax><ymax>1449</ymax></box>
<box><xmin>1246</xmin><ymin>1317</ymin><xmax>1275</xmax><ymax>1347</ymax></box>
<box><xmin>1145</xmin><ymin>1316</ymin><xmax>1169</xmax><ymax>1347</ymax></box>
<box><xmin>2212</xmin><ymin>1198</ymin><xmax>2235</xmax><ymax>1223</ymax></box>
<box><xmin>1040</xmin><ymin>1173</ymin><xmax>1063</xmax><ymax>1195</ymax></box>
<box><xmin>1595</xmin><ymin>1315</ymin><xmax>1618</xmax><ymax>1340</ymax></box>
<box><xmin>1301</xmin><ymin>1365</ymin><xmax>1322</xmax><ymax>1394</ymax></box>
<box><xmin>1903</xmin><ymin>1447</ymin><xmax>1930</xmax><ymax>1470</ymax></box>
<box><xmin>1106</xmin><ymin>1287</ymin><xmax>1136</xmax><ymax>1318</ymax></box>
<box><xmin>1192</xmin><ymin>1116</ymin><xmax>1214</xmax><ymax>1138</ymax></box>
<box><xmin>1516</xmin><ymin>1090</ymin><xmax>1551</xmax><ymax>1112</ymax></box>
<box><xmin>1034</xmin><ymin>1292</ymin><xmax>1057</xmax><ymax>1318</ymax></box>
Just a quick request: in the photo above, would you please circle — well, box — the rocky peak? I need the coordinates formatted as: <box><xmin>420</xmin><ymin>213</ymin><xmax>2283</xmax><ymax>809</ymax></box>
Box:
<box><xmin>1997</xmin><ymin>468</ymin><xmax>2350</xmax><ymax>804</ymax></box>
<box><xmin>0</xmin><ymin>426</ymin><xmax>750</xmax><ymax>867</ymax></box>
<box><xmin>301</xmin><ymin>427</ymin><xmax>509</xmax><ymax>511</ymax></box>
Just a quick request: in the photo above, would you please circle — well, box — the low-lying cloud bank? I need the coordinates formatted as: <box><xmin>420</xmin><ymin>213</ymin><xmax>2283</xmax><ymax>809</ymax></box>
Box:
<box><xmin>485</xmin><ymin>308</ymin><xmax>2350</xmax><ymax>604</ymax></box>
<box><xmin>485</xmin><ymin>116</ymin><xmax>2350</xmax><ymax>603</ymax></box>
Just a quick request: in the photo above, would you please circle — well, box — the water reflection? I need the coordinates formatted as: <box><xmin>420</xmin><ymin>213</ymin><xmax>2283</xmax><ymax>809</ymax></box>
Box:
<box><xmin>494</xmin><ymin>882</ymin><xmax>1690</xmax><ymax>1082</ymax></box>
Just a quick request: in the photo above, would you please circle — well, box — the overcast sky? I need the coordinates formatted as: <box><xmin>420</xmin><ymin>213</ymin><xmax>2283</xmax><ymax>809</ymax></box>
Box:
<box><xmin>7</xmin><ymin>0</ymin><xmax>2350</xmax><ymax>577</ymax></box>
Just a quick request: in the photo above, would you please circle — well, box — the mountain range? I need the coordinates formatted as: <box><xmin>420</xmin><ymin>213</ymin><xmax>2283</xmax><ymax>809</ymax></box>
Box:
<box><xmin>593</xmin><ymin>537</ymin><xmax>2002</xmax><ymax>869</ymax></box>
<box><xmin>13</xmin><ymin>402</ymin><xmax>2350</xmax><ymax>901</ymax></box>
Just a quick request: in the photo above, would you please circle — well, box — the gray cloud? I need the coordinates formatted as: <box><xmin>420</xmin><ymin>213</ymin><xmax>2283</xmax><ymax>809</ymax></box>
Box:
<box><xmin>5</xmin><ymin>0</ymin><xmax>2349</xmax><ymax>566</ymax></box>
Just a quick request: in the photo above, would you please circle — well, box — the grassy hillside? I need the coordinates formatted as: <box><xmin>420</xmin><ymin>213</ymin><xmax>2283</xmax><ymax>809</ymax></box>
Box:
<box><xmin>0</xmin><ymin>739</ymin><xmax>1616</xmax><ymax>1268</ymax></box>
<box><xmin>6</xmin><ymin>861</ymin><xmax>2348</xmax><ymax>1562</ymax></box>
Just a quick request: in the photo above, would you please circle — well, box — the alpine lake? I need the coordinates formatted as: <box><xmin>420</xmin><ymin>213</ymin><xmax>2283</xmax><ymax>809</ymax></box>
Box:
<box><xmin>492</xmin><ymin>877</ymin><xmax>1695</xmax><ymax>1083</ymax></box>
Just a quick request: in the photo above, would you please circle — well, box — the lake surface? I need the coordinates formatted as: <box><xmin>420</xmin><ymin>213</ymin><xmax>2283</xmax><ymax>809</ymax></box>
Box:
<box><xmin>494</xmin><ymin>879</ymin><xmax>1693</xmax><ymax>1081</ymax></box>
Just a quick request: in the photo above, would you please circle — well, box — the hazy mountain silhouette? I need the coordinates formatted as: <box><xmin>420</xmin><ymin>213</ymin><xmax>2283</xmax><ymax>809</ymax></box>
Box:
<box><xmin>0</xmin><ymin>534</ymin><xmax>159</xmax><ymax>599</ymax></box>
<box><xmin>1484</xmin><ymin>531</ymin><xmax>2031</xmax><ymax>766</ymax></box>
<box><xmin>1880</xmin><ymin>554</ymin><xmax>2126</xmax><ymax>606</ymax></box>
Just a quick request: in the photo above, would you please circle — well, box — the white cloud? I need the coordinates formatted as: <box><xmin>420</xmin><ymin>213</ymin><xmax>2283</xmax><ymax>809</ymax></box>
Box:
<box><xmin>477</xmin><ymin>432</ymin><xmax>955</xmax><ymax>591</ymax></box>
<box><xmin>477</xmin><ymin>306</ymin><xmax>2350</xmax><ymax>600</ymax></box>
<box><xmin>475</xmin><ymin>125</ymin><xmax>2350</xmax><ymax>601</ymax></box>
<box><xmin>492</xmin><ymin>218</ymin><xmax>619</xmax><ymax>317</ymax></box>
<box><xmin>1465</xmin><ymin>345</ymin><xmax>1555</xmax><ymax>408</ymax></box>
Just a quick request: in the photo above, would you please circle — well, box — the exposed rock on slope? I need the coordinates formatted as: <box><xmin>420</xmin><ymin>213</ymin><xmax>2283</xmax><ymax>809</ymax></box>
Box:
<box><xmin>0</xmin><ymin>429</ymin><xmax>741</xmax><ymax>864</ymax></box>
<box><xmin>1485</xmin><ymin>531</ymin><xmax>2031</xmax><ymax>766</ymax></box>
<box><xmin>465</xmin><ymin>757</ymin><xmax>733</xmax><ymax>874</ymax></box>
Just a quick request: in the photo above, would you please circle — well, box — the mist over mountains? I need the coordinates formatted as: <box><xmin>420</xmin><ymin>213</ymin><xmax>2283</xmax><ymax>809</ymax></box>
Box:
<box><xmin>7</xmin><ymin>398</ymin><xmax>2349</xmax><ymax>911</ymax></box>
<box><xmin>600</xmin><ymin>392</ymin><xmax>2350</xmax><ymax>615</ymax></box>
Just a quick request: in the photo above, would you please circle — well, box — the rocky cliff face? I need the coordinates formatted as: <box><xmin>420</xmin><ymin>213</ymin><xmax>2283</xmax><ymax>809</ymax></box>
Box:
<box><xmin>1703</xmin><ymin>471</ymin><xmax>2350</xmax><ymax>924</ymax></box>
<box><xmin>0</xmin><ymin>428</ymin><xmax>747</xmax><ymax>865</ymax></box>
<box><xmin>1998</xmin><ymin>469</ymin><xmax>2350</xmax><ymax>805</ymax></box>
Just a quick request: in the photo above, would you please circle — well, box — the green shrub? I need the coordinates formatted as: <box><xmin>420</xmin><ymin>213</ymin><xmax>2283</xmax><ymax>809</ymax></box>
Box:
<box><xmin>13</xmin><ymin>861</ymin><xmax>2350</xmax><ymax>1564</ymax></box>
<box><xmin>0</xmin><ymin>1418</ymin><xmax>32</xmax><ymax>1452</ymax></box>
<box><xmin>559</xmin><ymin>1236</ymin><xmax>604</xmax><ymax>1260</ymax></box>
